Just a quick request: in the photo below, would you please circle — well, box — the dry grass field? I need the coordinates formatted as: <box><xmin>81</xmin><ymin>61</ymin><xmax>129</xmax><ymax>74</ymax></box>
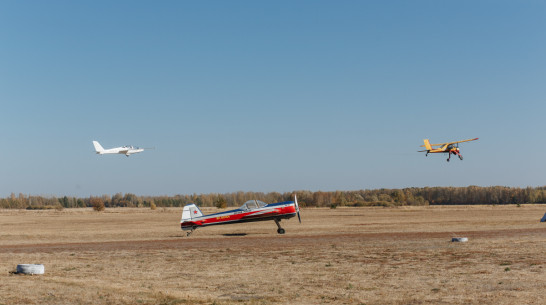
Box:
<box><xmin>0</xmin><ymin>205</ymin><xmax>545</xmax><ymax>305</ymax></box>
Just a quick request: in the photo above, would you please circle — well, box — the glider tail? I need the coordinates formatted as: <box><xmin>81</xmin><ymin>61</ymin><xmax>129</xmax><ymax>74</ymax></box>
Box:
<box><xmin>423</xmin><ymin>139</ymin><xmax>432</xmax><ymax>151</ymax></box>
<box><xmin>92</xmin><ymin>141</ymin><xmax>105</xmax><ymax>154</ymax></box>
<box><xmin>181</xmin><ymin>204</ymin><xmax>204</xmax><ymax>222</ymax></box>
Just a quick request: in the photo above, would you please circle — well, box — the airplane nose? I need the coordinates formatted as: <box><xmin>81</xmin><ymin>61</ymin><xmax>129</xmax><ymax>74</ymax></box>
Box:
<box><xmin>294</xmin><ymin>195</ymin><xmax>301</xmax><ymax>223</ymax></box>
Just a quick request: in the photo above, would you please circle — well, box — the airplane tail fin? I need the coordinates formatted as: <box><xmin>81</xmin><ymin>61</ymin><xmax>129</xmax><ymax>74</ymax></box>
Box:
<box><xmin>181</xmin><ymin>204</ymin><xmax>204</xmax><ymax>222</ymax></box>
<box><xmin>423</xmin><ymin>139</ymin><xmax>432</xmax><ymax>151</ymax></box>
<box><xmin>92</xmin><ymin>141</ymin><xmax>105</xmax><ymax>153</ymax></box>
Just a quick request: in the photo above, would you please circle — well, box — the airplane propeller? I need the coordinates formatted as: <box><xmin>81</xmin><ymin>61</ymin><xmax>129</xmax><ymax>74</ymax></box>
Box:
<box><xmin>294</xmin><ymin>194</ymin><xmax>301</xmax><ymax>223</ymax></box>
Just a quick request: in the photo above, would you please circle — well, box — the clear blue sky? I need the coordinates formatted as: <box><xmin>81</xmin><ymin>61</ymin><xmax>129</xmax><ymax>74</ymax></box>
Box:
<box><xmin>1</xmin><ymin>1</ymin><xmax>545</xmax><ymax>197</ymax></box>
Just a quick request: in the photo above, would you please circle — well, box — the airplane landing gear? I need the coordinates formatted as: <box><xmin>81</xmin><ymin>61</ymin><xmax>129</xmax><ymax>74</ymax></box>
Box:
<box><xmin>274</xmin><ymin>219</ymin><xmax>285</xmax><ymax>234</ymax></box>
<box><xmin>454</xmin><ymin>151</ymin><xmax>463</xmax><ymax>161</ymax></box>
<box><xmin>447</xmin><ymin>151</ymin><xmax>463</xmax><ymax>162</ymax></box>
<box><xmin>186</xmin><ymin>226</ymin><xmax>196</xmax><ymax>237</ymax></box>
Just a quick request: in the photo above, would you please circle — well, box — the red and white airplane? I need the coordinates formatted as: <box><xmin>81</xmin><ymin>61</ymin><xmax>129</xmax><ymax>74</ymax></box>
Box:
<box><xmin>180</xmin><ymin>195</ymin><xmax>301</xmax><ymax>236</ymax></box>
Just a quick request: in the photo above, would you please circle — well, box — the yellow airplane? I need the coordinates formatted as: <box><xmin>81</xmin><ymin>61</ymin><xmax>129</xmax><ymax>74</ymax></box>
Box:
<box><xmin>419</xmin><ymin>138</ymin><xmax>478</xmax><ymax>162</ymax></box>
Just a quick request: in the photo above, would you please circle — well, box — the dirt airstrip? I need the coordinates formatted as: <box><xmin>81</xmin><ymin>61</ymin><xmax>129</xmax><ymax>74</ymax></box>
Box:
<box><xmin>0</xmin><ymin>205</ymin><xmax>545</xmax><ymax>304</ymax></box>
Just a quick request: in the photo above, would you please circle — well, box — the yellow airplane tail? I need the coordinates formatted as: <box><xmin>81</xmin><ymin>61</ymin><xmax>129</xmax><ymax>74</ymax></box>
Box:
<box><xmin>423</xmin><ymin>139</ymin><xmax>432</xmax><ymax>151</ymax></box>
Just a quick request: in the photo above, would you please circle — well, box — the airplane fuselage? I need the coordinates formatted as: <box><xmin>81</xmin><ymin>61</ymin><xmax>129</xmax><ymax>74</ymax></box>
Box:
<box><xmin>93</xmin><ymin>141</ymin><xmax>144</xmax><ymax>157</ymax></box>
<box><xmin>96</xmin><ymin>147</ymin><xmax>144</xmax><ymax>156</ymax></box>
<box><xmin>180</xmin><ymin>201</ymin><xmax>297</xmax><ymax>231</ymax></box>
<box><xmin>428</xmin><ymin>146</ymin><xmax>459</xmax><ymax>154</ymax></box>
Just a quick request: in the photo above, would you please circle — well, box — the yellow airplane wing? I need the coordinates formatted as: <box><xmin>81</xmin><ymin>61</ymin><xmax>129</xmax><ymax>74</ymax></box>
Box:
<box><xmin>420</xmin><ymin>141</ymin><xmax>446</xmax><ymax>147</ymax></box>
<box><xmin>448</xmin><ymin>138</ymin><xmax>479</xmax><ymax>145</ymax></box>
<box><xmin>420</xmin><ymin>138</ymin><xmax>478</xmax><ymax>147</ymax></box>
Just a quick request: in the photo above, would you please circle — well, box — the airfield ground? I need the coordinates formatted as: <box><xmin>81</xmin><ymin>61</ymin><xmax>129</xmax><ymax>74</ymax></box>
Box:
<box><xmin>0</xmin><ymin>205</ymin><xmax>544</xmax><ymax>305</ymax></box>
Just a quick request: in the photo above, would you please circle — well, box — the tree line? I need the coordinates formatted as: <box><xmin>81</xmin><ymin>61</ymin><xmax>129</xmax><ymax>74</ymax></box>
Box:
<box><xmin>1</xmin><ymin>186</ymin><xmax>546</xmax><ymax>210</ymax></box>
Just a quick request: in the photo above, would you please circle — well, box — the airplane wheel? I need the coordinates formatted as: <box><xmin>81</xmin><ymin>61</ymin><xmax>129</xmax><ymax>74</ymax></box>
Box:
<box><xmin>446</xmin><ymin>159</ymin><xmax>450</xmax><ymax>162</ymax></box>
<box><xmin>277</xmin><ymin>228</ymin><xmax>285</xmax><ymax>234</ymax></box>
<box><xmin>459</xmin><ymin>156</ymin><xmax>463</xmax><ymax>160</ymax></box>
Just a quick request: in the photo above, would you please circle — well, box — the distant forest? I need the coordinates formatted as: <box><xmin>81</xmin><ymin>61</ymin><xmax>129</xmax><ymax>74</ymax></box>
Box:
<box><xmin>1</xmin><ymin>186</ymin><xmax>546</xmax><ymax>209</ymax></box>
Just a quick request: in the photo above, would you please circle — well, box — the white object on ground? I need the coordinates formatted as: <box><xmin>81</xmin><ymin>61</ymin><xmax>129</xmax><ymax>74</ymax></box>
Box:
<box><xmin>451</xmin><ymin>237</ymin><xmax>468</xmax><ymax>242</ymax></box>
<box><xmin>16</xmin><ymin>264</ymin><xmax>45</xmax><ymax>275</ymax></box>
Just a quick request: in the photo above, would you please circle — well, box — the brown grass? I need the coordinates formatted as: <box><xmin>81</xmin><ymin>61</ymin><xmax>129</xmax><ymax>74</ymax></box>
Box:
<box><xmin>0</xmin><ymin>205</ymin><xmax>545</xmax><ymax>304</ymax></box>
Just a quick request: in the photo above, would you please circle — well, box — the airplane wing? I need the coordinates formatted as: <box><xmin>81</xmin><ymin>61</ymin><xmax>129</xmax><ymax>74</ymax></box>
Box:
<box><xmin>419</xmin><ymin>142</ymin><xmax>445</xmax><ymax>147</ymax></box>
<box><xmin>119</xmin><ymin>150</ymin><xmax>129</xmax><ymax>154</ymax></box>
<box><xmin>419</xmin><ymin>138</ymin><xmax>478</xmax><ymax>147</ymax></box>
<box><xmin>448</xmin><ymin>138</ymin><xmax>479</xmax><ymax>144</ymax></box>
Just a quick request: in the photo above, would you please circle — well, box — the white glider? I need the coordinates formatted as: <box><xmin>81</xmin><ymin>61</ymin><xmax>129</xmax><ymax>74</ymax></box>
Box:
<box><xmin>92</xmin><ymin>141</ymin><xmax>145</xmax><ymax>157</ymax></box>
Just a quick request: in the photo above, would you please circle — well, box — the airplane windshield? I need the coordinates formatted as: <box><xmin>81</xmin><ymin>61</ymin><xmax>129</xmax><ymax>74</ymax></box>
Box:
<box><xmin>241</xmin><ymin>200</ymin><xmax>267</xmax><ymax>210</ymax></box>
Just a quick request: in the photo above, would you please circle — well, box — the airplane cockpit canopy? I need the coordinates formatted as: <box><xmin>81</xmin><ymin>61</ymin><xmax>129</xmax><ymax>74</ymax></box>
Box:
<box><xmin>241</xmin><ymin>200</ymin><xmax>267</xmax><ymax>210</ymax></box>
